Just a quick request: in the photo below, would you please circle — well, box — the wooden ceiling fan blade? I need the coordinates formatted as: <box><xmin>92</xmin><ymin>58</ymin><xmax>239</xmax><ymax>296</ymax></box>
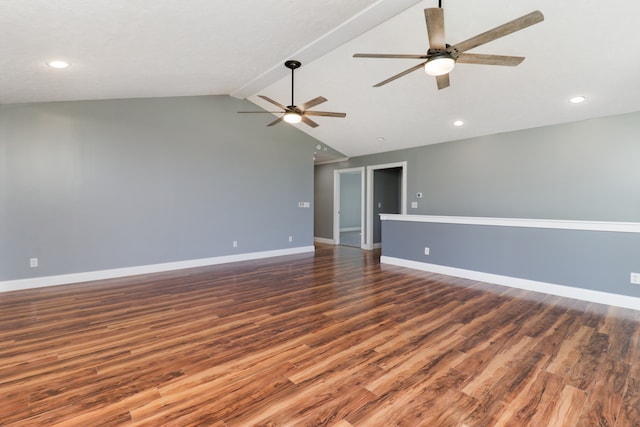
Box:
<box><xmin>436</xmin><ymin>74</ymin><xmax>450</xmax><ymax>90</ymax></box>
<box><xmin>373</xmin><ymin>61</ymin><xmax>427</xmax><ymax>87</ymax></box>
<box><xmin>301</xmin><ymin>115</ymin><xmax>319</xmax><ymax>128</ymax></box>
<box><xmin>456</xmin><ymin>53</ymin><xmax>525</xmax><ymax>66</ymax></box>
<box><xmin>304</xmin><ymin>111</ymin><xmax>346</xmax><ymax>118</ymax></box>
<box><xmin>238</xmin><ymin>111</ymin><xmax>283</xmax><ymax>114</ymax></box>
<box><xmin>453</xmin><ymin>10</ymin><xmax>544</xmax><ymax>53</ymax></box>
<box><xmin>353</xmin><ymin>53</ymin><xmax>428</xmax><ymax>59</ymax></box>
<box><xmin>424</xmin><ymin>7</ymin><xmax>446</xmax><ymax>49</ymax></box>
<box><xmin>300</xmin><ymin>96</ymin><xmax>327</xmax><ymax>110</ymax></box>
<box><xmin>266</xmin><ymin>116</ymin><xmax>284</xmax><ymax>127</ymax></box>
<box><xmin>258</xmin><ymin>95</ymin><xmax>287</xmax><ymax>110</ymax></box>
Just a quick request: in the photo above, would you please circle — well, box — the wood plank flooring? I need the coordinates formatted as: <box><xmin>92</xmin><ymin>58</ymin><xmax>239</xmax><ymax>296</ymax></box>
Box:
<box><xmin>1</xmin><ymin>244</ymin><xmax>640</xmax><ymax>426</ymax></box>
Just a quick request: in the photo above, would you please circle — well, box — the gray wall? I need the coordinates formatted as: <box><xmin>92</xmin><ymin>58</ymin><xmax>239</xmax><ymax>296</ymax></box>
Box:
<box><xmin>1</xmin><ymin>95</ymin><xmax>318</xmax><ymax>281</ymax></box>
<box><xmin>382</xmin><ymin>220</ymin><xmax>640</xmax><ymax>298</ymax></box>
<box><xmin>315</xmin><ymin>110</ymin><xmax>640</xmax><ymax>240</ymax></box>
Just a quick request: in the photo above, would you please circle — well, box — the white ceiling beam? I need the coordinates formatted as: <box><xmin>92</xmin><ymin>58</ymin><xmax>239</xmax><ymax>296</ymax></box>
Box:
<box><xmin>230</xmin><ymin>0</ymin><xmax>422</xmax><ymax>99</ymax></box>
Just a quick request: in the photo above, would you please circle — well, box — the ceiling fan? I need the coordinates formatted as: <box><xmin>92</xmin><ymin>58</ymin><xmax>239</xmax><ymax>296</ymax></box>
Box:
<box><xmin>353</xmin><ymin>1</ymin><xmax>544</xmax><ymax>89</ymax></box>
<box><xmin>238</xmin><ymin>60</ymin><xmax>346</xmax><ymax>128</ymax></box>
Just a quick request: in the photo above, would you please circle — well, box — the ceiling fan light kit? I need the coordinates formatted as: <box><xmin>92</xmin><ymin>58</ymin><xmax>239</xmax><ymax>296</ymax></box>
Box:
<box><xmin>424</xmin><ymin>53</ymin><xmax>455</xmax><ymax>76</ymax></box>
<box><xmin>283</xmin><ymin>111</ymin><xmax>302</xmax><ymax>123</ymax></box>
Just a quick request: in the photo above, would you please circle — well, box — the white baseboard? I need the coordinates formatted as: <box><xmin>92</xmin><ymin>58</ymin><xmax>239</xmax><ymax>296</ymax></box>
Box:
<box><xmin>1</xmin><ymin>246</ymin><xmax>315</xmax><ymax>293</ymax></box>
<box><xmin>314</xmin><ymin>237</ymin><xmax>335</xmax><ymax>245</ymax></box>
<box><xmin>381</xmin><ymin>256</ymin><xmax>640</xmax><ymax>311</ymax></box>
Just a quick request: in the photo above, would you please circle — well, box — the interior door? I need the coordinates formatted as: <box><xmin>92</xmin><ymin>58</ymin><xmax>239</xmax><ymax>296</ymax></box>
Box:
<box><xmin>333</xmin><ymin>168</ymin><xmax>365</xmax><ymax>248</ymax></box>
<box><xmin>373</xmin><ymin>167</ymin><xmax>402</xmax><ymax>245</ymax></box>
<box><xmin>366</xmin><ymin>161</ymin><xmax>406</xmax><ymax>250</ymax></box>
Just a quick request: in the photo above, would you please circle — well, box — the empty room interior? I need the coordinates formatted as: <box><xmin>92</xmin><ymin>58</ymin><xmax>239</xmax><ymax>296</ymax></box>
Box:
<box><xmin>2</xmin><ymin>0</ymin><xmax>640</xmax><ymax>425</ymax></box>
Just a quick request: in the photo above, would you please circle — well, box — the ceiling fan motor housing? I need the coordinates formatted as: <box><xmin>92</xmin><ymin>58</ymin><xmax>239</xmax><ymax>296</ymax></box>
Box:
<box><xmin>428</xmin><ymin>44</ymin><xmax>459</xmax><ymax>60</ymax></box>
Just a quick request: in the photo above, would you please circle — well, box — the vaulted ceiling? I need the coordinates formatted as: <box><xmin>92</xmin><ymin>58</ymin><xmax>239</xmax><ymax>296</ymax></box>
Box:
<box><xmin>3</xmin><ymin>0</ymin><xmax>640</xmax><ymax>162</ymax></box>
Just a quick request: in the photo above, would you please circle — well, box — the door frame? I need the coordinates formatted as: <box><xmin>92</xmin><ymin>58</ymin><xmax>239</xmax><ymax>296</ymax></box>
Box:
<box><xmin>333</xmin><ymin>167</ymin><xmax>366</xmax><ymax>248</ymax></box>
<box><xmin>365</xmin><ymin>161</ymin><xmax>407</xmax><ymax>250</ymax></box>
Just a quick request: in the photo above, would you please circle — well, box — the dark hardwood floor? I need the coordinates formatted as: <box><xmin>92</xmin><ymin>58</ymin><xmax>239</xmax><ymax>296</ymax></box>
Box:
<box><xmin>1</xmin><ymin>244</ymin><xmax>639</xmax><ymax>426</ymax></box>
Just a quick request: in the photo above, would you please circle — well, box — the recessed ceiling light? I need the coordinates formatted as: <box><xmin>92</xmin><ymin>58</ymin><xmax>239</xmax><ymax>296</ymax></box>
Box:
<box><xmin>570</xmin><ymin>96</ymin><xmax>586</xmax><ymax>104</ymax></box>
<box><xmin>453</xmin><ymin>120</ymin><xmax>464</xmax><ymax>127</ymax></box>
<box><xmin>47</xmin><ymin>60</ymin><xmax>70</xmax><ymax>69</ymax></box>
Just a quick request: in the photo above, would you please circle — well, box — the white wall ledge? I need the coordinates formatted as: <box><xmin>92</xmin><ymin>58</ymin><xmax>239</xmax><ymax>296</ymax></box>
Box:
<box><xmin>379</xmin><ymin>214</ymin><xmax>640</xmax><ymax>234</ymax></box>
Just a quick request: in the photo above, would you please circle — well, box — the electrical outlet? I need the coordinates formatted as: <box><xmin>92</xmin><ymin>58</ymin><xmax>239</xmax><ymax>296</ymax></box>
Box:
<box><xmin>233</xmin><ymin>241</ymin><xmax>238</xmax><ymax>248</ymax></box>
<box><xmin>30</xmin><ymin>258</ymin><xmax>38</xmax><ymax>268</ymax></box>
<box><xmin>411</xmin><ymin>202</ymin><xmax>418</xmax><ymax>209</ymax></box>
<box><xmin>631</xmin><ymin>272</ymin><xmax>640</xmax><ymax>285</ymax></box>
<box><xmin>288</xmin><ymin>236</ymin><xmax>293</xmax><ymax>242</ymax></box>
<box><xmin>424</xmin><ymin>247</ymin><xmax>430</xmax><ymax>256</ymax></box>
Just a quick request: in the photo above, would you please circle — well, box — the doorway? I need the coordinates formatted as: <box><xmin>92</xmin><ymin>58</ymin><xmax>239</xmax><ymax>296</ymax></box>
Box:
<box><xmin>366</xmin><ymin>162</ymin><xmax>407</xmax><ymax>250</ymax></box>
<box><xmin>333</xmin><ymin>167</ymin><xmax>365</xmax><ymax>248</ymax></box>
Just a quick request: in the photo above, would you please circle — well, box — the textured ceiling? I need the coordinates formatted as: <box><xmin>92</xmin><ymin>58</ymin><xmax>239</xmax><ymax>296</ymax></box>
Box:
<box><xmin>0</xmin><ymin>0</ymin><xmax>397</xmax><ymax>103</ymax></box>
<box><xmin>2</xmin><ymin>0</ymin><xmax>640</xmax><ymax>161</ymax></box>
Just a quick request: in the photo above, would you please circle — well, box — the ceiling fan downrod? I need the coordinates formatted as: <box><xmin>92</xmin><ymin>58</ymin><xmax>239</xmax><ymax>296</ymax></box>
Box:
<box><xmin>284</xmin><ymin>60</ymin><xmax>301</xmax><ymax>107</ymax></box>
